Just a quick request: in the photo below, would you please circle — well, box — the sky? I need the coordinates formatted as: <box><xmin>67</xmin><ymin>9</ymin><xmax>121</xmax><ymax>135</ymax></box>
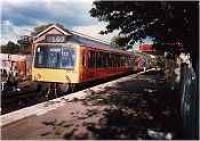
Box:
<box><xmin>1</xmin><ymin>0</ymin><xmax>119</xmax><ymax>45</ymax></box>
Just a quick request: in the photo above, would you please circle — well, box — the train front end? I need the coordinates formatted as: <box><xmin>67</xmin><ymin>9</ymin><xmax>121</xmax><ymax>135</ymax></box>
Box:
<box><xmin>32</xmin><ymin>43</ymin><xmax>80</xmax><ymax>91</ymax></box>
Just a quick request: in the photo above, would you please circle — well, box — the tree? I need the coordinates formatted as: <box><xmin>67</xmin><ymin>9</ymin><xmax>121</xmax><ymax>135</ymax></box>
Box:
<box><xmin>1</xmin><ymin>41</ymin><xmax>20</xmax><ymax>54</ymax></box>
<box><xmin>90</xmin><ymin>2</ymin><xmax>199</xmax><ymax>139</ymax></box>
<box><xmin>90</xmin><ymin>1</ymin><xmax>199</xmax><ymax>70</ymax></box>
<box><xmin>17</xmin><ymin>35</ymin><xmax>32</xmax><ymax>54</ymax></box>
<box><xmin>111</xmin><ymin>36</ymin><xmax>130</xmax><ymax>49</ymax></box>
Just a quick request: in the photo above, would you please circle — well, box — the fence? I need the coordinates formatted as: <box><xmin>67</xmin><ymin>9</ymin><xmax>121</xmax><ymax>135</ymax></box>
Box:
<box><xmin>179</xmin><ymin>63</ymin><xmax>198</xmax><ymax>139</ymax></box>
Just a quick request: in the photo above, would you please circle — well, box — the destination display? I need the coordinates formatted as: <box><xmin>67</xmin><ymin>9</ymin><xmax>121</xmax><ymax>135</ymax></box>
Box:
<box><xmin>46</xmin><ymin>35</ymin><xmax>66</xmax><ymax>43</ymax></box>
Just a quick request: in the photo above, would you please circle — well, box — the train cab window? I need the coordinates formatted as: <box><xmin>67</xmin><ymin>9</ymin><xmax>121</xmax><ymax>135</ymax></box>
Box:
<box><xmin>34</xmin><ymin>46</ymin><xmax>76</xmax><ymax>69</ymax></box>
<box><xmin>48</xmin><ymin>49</ymin><xmax>61</xmax><ymax>68</ymax></box>
<box><xmin>61</xmin><ymin>48</ymin><xmax>75</xmax><ymax>68</ymax></box>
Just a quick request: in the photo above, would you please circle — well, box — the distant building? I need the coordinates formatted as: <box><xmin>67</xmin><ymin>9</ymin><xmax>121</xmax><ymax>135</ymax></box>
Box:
<box><xmin>17</xmin><ymin>35</ymin><xmax>33</xmax><ymax>54</ymax></box>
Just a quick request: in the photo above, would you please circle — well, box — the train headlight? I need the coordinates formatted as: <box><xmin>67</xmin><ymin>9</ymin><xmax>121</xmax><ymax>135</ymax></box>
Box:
<box><xmin>34</xmin><ymin>73</ymin><xmax>41</xmax><ymax>80</ymax></box>
<box><xmin>65</xmin><ymin>75</ymin><xmax>70</xmax><ymax>83</ymax></box>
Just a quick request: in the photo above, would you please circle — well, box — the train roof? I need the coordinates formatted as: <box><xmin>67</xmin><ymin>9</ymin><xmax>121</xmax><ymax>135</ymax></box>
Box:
<box><xmin>34</xmin><ymin>24</ymin><xmax>132</xmax><ymax>55</ymax></box>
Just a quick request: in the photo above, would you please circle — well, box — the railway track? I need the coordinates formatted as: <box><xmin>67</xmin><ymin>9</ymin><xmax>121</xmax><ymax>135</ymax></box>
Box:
<box><xmin>1</xmin><ymin>83</ymin><xmax>41</xmax><ymax>115</ymax></box>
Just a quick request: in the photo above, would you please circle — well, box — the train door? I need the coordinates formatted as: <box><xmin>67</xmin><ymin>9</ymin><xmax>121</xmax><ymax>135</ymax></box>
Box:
<box><xmin>80</xmin><ymin>48</ymin><xmax>87</xmax><ymax>81</ymax></box>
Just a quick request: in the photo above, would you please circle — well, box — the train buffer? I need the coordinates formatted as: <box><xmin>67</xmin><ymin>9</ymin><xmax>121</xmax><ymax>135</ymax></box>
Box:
<box><xmin>1</xmin><ymin>68</ymin><xmax>181</xmax><ymax>140</ymax></box>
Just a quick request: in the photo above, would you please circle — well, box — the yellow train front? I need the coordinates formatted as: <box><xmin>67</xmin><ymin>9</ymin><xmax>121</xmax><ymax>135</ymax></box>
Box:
<box><xmin>32</xmin><ymin>24</ymin><xmax>135</xmax><ymax>92</ymax></box>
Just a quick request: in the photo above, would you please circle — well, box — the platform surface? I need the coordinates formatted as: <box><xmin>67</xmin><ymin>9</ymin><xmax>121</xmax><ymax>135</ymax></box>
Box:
<box><xmin>1</xmin><ymin>69</ymin><xmax>180</xmax><ymax>140</ymax></box>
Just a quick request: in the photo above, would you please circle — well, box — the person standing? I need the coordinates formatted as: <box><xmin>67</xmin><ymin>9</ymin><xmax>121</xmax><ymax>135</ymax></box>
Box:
<box><xmin>141</xmin><ymin>58</ymin><xmax>146</xmax><ymax>72</ymax></box>
<box><xmin>7</xmin><ymin>62</ymin><xmax>20</xmax><ymax>91</ymax></box>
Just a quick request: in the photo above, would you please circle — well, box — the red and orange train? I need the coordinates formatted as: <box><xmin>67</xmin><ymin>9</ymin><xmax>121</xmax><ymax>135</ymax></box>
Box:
<box><xmin>32</xmin><ymin>24</ymin><xmax>135</xmax><ymax>92</ymax></box>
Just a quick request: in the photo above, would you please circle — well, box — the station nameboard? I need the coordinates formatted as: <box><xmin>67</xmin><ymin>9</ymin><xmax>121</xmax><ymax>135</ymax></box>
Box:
<box><xmin>46</xmin><ymin>35</ymin><xmax>66</xmax><ymax>43</ymax></box>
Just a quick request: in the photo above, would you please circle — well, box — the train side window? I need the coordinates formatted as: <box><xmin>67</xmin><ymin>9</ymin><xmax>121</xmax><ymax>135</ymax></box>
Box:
<box><xmin>102</xmin><ymin>52</ymin><xmax>105</xmax><ymax>67</ymax></box>
<box><xmin>91</xmin><ymin>51</ymin><xmax>96</xmax><ymax>68</ymax></box>
<box><xmin>117</xmin><ymin>55</ymin><xmax>119</xmax><ymax>67</ymax></box>
<box><xmin>127</xmin><ymin>56</ymin><xmax>129</xmax><ymax>66</ymax></box>
<box><xmin>104</xmin><ymin>52</ymin><xmax>109</xmax><ymax>68</ymax></box>
<box><xmin>120</xmin><ymin>56</ymin><xmax>122</xmax><ymax>67</ymax></box>
<box><xmin>113</xmin><ymin>53</ymin><xmax>115</xmax><ymax>67</ymax></box>
<box><xmin>96</xmin><ymin>52</ymin><xmax>98</xmax><ymax>68</ymax></box>
<box><xmin>113</xmin><ymin>55</ymin><xmax>117</xmax><ymax>67</ymax></box>
<box><xmin>100</xmin><ymin>52</ymin><xmax>104</xmax><ymax>68</ymax></box>
<box><xmin>125</xmin><ymin>56</ymin><xmax>128</xmax><ymax>66</ymax></box>
<box><xmin>122</xmin><ymin>56</ymin><xmax>126</xmax><ymax>67</ymax></box>
<box><xmin>121</xmin><ymin>56</ymin><xmax>124</xmax><ymax>67</ymax></box>
<box><xmin>115</xmin><ymin>55</ymin><xmax>118</xmax><ymax>67</ymax></box>
<box><xmin>108</xmin><ymin>53</ymin><xmax>112</xmax><ymax>67</ymax></box>
<box><xmin>122</xmin><ymin>56</ymin><xmax>125</xmax><ymax>67</ymax></box>
<box><xmin>87</xmin><ymin>50</ymin><xmax>96</xmax><ymax>68</ymax></box>
<box><xmin>119</xmin><ymin>56</ymin><xmax>121</xmax><ymax>67</ymax></box>
<box><xmin>110</xmin><ymin>53</ymin><xmax>113</xmax><ymax>67</ymax></box>
<box><xmin>125</xmin><ymin>56</ymin><xmax>128</xmax><ymax>67</ymax></box>
<box><xmin>128</xmin><ymin>56</ymin><xmax>131</xmax><ymax>66</ymax></box>
<box><xmin>87</xmin><ymin>51</ymin><xmax>91</xmax><ymax>68</ymax></box>
<box><xmin>119</xmin><ymin>55</ymin><xmax>121</xmax><ymax>67</ymax></box>
<box><xmin>96</xmin><ymin>52</ymin><xmax>100</xmax><ymax>68</ymax></box>
<box><xmin>101</xmin><ymin>52</ymin><xmax>103</xmax><ymax>68</ymax></box>
<box><xmin>82</xmin><ymin>50</ymin><xmax>86</xmax><ymax>67</ymax></box>
<box><xmin>105</xmin><ymin>52</ymin><xmax>109</xmax><ymax>68</ymax></box>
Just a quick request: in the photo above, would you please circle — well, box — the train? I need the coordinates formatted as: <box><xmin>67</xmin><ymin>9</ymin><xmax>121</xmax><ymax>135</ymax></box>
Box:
<box><xmin>134</xmin><ymin>52</ymin><xmax>155</xmax><ymax>71</ymax></box>
<box><xmin>31</xmin><ymin>24</ymin><xmax>135</xmax><ymax>92</ymax></box>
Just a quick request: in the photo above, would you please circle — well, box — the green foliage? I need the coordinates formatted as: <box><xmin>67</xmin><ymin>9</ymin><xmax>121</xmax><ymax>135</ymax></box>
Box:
<box><xmin>1</xmin><ymin>41</ymin><xmax>20</xmax><ymax>54</ymax></box>
<box><xmin>89</xmin><ymin>1</ymin><xmax>198</xmax><ymax>64</ymax></box>
<box><xmin>111</xmin><ymin>36</ymin><xmax>130</xmax><ymax>49</ymax></box>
